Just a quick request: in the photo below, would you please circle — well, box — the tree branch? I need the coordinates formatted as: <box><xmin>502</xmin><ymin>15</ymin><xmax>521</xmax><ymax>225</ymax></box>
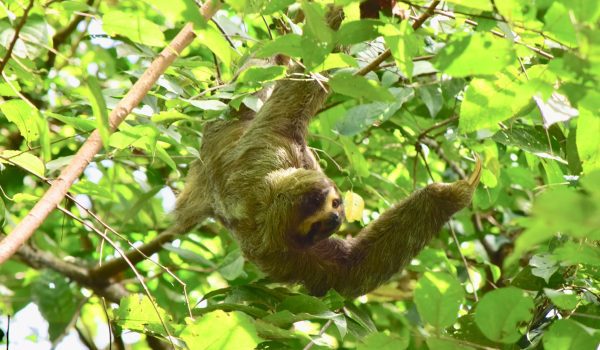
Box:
<box><xmin>0</xmin><ymin>0</ymin><xmax>35</xmax><ymax>75</ymax></box>
<box><xmin>11</xmin><ymin>239</ymin><xmax>127</xmax><ymax>303</ymax></box>
<box><xmin>0</xmin><ymin>1</ymin><xmax>220</xmax><ymax>264</ymax></box>
<box><xmin>355</xmin><ymin>0</ymin><xmax>440</xmax><ymax>76</ymax></box>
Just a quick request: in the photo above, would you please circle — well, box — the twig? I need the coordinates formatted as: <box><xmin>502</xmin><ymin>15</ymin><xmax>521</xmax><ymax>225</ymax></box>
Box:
<box><xmin>449</xmin><ymin>224</ymin><xmax>479</xmax><ymax>301</ymax></box>
<box><xmin>418</xmin><ymin>137</ymin><xmax>466</xmax><ymax>179</ymax></box>
<box><xmin>355</xmin><ymin>0</ymin><xmax>440</xmax><ymax>76</ymax></box>
<box><xmin>0</xmin><ymin>0</ymin><xmax>35</xmax><ymax>74</ymax></box>
<box><xmin>11</xmin><ymin>237</ymin><xmax>128</xmax><ymax>302</ymax></box>
<box><xmin>303</xmin><ymin>319</ymin><xmax>333</xmax><ymax>350</ymax></box>
<box><xmin>0</xmin><ymin>153</ymin><xmax>194</xmax><ymax>318</ymax></box>
<box><xmin>431</xmin><ymin>8</ymin><xmax>554</xmax><ymax>60</ymax></box>
<box><xmin>0</xmin><ymin>1</ymin><xmax>220</xmax><ymax>264</ymax></box>
<box><xmin>46</xmin><ymin>0</ymin><xmax>94</xmax><ymax>68</ymax></box>
<box><xmin>55</xmin><ymin>205</ymin><xmax>176</xmax><ymax>348</ymax></box>
<box><xmin>417</xmin><ymin>116</ymin><xmax>459</xmax><ymax>140</ymax></box>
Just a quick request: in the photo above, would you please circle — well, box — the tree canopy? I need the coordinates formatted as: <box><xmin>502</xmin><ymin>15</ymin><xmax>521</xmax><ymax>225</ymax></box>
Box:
<box><xmin>0</xmin><ymin>0</ymin><xmax>599</xmax><ymax>349</ymax></box>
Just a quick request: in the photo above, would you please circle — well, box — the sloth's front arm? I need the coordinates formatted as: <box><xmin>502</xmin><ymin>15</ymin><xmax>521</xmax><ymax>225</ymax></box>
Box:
<box><xmin>262</xmin><ymin>163</ymin><xmax>481</xmax><ymax>298</ymax></box>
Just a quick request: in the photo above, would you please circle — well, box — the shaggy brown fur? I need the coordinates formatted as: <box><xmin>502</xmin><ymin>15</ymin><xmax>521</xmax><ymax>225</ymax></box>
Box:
<box><xmin>174</xmin><ymin>9</ymin><xmax>480</xmax><ymax>298</ymax></box>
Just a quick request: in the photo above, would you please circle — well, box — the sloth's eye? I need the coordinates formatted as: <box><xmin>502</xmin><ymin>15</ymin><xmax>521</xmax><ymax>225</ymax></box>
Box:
<box><xmin>331</xmin><ymin>198</ymin><xmax>341</xmax><ymax>208</ymax></box>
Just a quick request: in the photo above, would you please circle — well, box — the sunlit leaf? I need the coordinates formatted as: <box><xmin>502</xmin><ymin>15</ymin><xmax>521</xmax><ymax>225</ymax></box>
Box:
<box><xmin>344</xmin><ymin>191</ymin><xmax>364</xmax><ymax>222</ymax></box>
<box><xmin>0</xmin><ymin>150</ymin><xmax>45</xmax><ymax>177</ymax></box>
<box><xmin>435</xmin><ymin>32</ymin><xmax>516</xmax><ymax>77</ymax></box>
<box><xmin>329</xmin><ymin>73</ymin><xmax>394</xmax><ymax>102</ymax></box>
<box><xmin>103</xmin><ymin>11</ymin><xmax>165</xmax><ymax>46</ymax></box>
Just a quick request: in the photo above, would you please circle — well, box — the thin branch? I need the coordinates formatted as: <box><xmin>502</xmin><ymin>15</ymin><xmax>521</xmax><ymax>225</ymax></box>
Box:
<box><xmin>417</xmin><ymin>116</ymin><xmax>459</xmax><ymax>140</ymax></box>
<box><xmin>0</xmin><ymin>1</ymin><xmax>221</xmax><ymax>264</ymax></box>
<box><xmin>0</xmin><ymin>153</ymin><xmax>194</xmax><ymax>318</ymax></box>
<box><xmin>46</xmin><ymin>0</ymin><xmax>94</xmax><ymax>68</ymax></box>
<box><xmin>54</xmin><ymin>205</ymin><xmax>176</xmax><ymax>348</ymax></box>
<box><xmin>11</xmin><ymin>238</ymin><xmax>128</xmax><ymax>302</ymax></box>
<box><xmin>302</xmin><ymin>319</ymin><xmax>333</xmax><ymax>350</ymax></box>
<box><xmin>0</xmin><ymin>0</ymin><xmax>35</xmax><ymax>75</ymax></box>
<box><xmin>355</xmin><ymin>0</ymin><xmax>440</xmax><ymax>76</ymax></box>
<box><xmin>430</xmin><ymin>7</ymin><xmax>554</xmax><ymax>59</ymax></box>
<box><xmin>449</xmin><ymin>224</ymin><xmax>479</xmax><ymax>301</ymax></box>
<box><xmin>89</xmin><ymin>227</ymin><xmax>180</xmax><ymax>279</ymax></box>
<box><xmin>418</xmin><ymin>137</ymin><xmax>467</xmax><ymax>179</ymax></box>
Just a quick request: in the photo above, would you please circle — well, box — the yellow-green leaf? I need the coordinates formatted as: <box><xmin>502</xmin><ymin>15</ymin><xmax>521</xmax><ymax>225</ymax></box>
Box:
<box><xmin>344</xmin><ymin>191</ymin><xmax>364</xmax><ymax>222</ymax></box>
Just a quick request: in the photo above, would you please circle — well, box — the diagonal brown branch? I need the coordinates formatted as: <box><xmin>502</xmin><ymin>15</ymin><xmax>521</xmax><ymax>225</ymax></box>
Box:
<box><xmin>0</xmin><ymin>0</ymin><xmax>35</xmax><ymax>74</ymax></box>
<box><xmin>0</xmin><ymin>1</ymin><xmax>220</xmax><ymax>265</ymax></box>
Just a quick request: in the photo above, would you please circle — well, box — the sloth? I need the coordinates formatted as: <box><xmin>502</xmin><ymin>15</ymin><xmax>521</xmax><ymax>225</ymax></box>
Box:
<box><xmin>173</xmin><ymin>11</ymin><xmax>481</xmax><ymax>298</ymax></box>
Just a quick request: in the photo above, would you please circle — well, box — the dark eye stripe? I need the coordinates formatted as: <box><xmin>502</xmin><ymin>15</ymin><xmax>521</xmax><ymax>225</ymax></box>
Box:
<box><xmin>298</xmin><ymin>190</ymin><xmax>327</xmax><ymax>217</ymax></box>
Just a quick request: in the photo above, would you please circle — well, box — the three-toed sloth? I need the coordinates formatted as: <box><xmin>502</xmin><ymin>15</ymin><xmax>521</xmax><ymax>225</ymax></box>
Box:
<box><xmin>174</xmin><ymin>10</ymin><xmax>480</xmax><ymax>298</ymax></box>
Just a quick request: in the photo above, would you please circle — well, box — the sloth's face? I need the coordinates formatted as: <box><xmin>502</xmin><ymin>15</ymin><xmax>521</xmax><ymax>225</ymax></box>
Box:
<box><xmin>292</xmin><ymin>185</ymin><xmax>344</xmax><ymax>247</ymax></box>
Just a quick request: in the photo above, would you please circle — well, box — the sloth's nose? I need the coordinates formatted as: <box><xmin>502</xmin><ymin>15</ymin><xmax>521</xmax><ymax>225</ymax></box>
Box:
<box><xmin>329</xmin><ymin>212</ymin><xmax>341</xmax><ymax>225</ymax></box>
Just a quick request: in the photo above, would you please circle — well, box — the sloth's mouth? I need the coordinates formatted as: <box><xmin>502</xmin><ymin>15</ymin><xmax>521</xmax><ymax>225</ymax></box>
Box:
<box><xmin>307</xmin><ymin>218</ymin><xmax>341</xmax><ymax>242</ymax></box>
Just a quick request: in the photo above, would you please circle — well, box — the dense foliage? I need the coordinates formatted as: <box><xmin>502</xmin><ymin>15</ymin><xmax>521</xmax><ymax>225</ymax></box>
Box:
<box><xmin>1</xmin><ymin>0</ymin><xmax>599</xmax><ymax>349</ymax></box>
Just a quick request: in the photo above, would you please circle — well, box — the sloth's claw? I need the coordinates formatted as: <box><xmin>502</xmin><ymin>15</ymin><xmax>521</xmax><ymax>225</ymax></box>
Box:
<box><xmin>468</xmin><ymin>154</ymin><xmax>482</xmax><ymax>187</ymax></box>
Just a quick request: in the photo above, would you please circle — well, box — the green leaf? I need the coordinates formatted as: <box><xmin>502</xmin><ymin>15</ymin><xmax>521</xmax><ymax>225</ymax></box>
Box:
<box><xmin>114</xmin><ymin>295</ymin><xmax>175</xmax><ymax>335</ymax></box>
<box><xmin>554</xmin><ymin>241</ymin><xmax>600</xmax><ymax>266</ymax></box>
<box><xmin>444</xmin><ymin>0</ymin><xmax>493</xmax><ymax>12</ymax></box>
<box><xmin>414</xmin><ymin>272</ymin><xmax>464</xmax><ymax>329</ymax></box>
<box><xmin>163</xmin><ymin>243</ymin><xmax>217</xmax><ymax>268</ymax></box>
<box><xmin>435</xmin><ymin>32</ymin><xmax>516</xmax><ymax>77</ymax></box>
<box><xmin>493</xmin><ymin>125</ymin><xmax>566</xmax><ymax>163</ymax></box>
<box><xmin>577</xmin><ymin>93</ymin><xmax>600</xmax><ymax>173</ymax></box>
<box><xmin>418</xmin><ymin>84</ymin><xmax>443</xmax><ymax>117</ymax></box>
<box><xmin>329</xmin><ymin>73</ymin><xmax>394</xmax><ymax>102</ymax></box>
<box><xmin>151</xmin><ymin>110</ymin><xmax>192</xmax><ymax>124</ymax></box>
<box><xmin>301</xmin><ymin>2</ymin><xmax>332</xmax><ymax>44</ymax></box>
<box><xmin>32</xmin><ymin>272</ymin><xmax>82</xmax><ymax>341</ymax></box>
<box><xmin>474</xmin><ymin>287</ymin><xmax>534</xmax><ymax>344</ymax></box>
<box><xmin>181</xmin><ymin>311</ymin><xmax>262</xmax><ymax>349</ymax></box>
<box><xmin>0</xmin><ymin>150</ymin><xmax>45</xmax><ymax>177</ymax></box>
<box><xmin>237</xmin><ymin>66</ymin><xmax>286</xmax><ymax>87</ymax></box>
<box><xmin>358</xmin><ymin>332</ymin><xmax>409</xmax><ymax>350</ymax></box>
<box><xmin>278</xmin><ymin>295</ymin><xmax>329</xmax><ymax>315</ymax></box>
<box><xmin>256</xmin><ymin>34</ymin><xmax>303</xmax><ymax>58</ymax></box>
<box><xmin>543</xmin><ymin>3</ymin><xmax>578</xmax><ymax>46</ymax></box>
<box><xmin>530</xmin><ymin>254</ymin><xmax>558</xmax><ymax>283</ymax></box>
<box><xmin>543</xmin><ymin>319</ymin><xmax>598</xmax><ymax>350</ymax></box>
<box><xmin>340</xmin><ymin>137</ymin><xmax>370</xmax><ymax>178</ymax></box>
<box><xmin>459</xmin><ymin>72</ymin><xmax>533</xmax><ymax>133</ymax></box>
<box><xmin>86</xmin><ymin>76</ymin><xmax>110</xmax><ymax>148</ymax></box>
<box><xmin>0</xmin><ymin>99</ymin><xmax>40</xmax><ymax>143</ymax></box>
<box><xmin>187</xmin><ymin>99</ymin><xmax>228</xmax><ymax>111</ymax></box>
<box><xmin>315</xmin><ymin>53</ymin><xmax>358</xmax><ymax>71</ymax></box>
<box><xmin>544</xmin><ymin>288</ymin><xmax>579</xmax><ymax>310</ymax></box>
<box><xmin>0</xmin><ymin>15</ymin><xmax>50</xmax><ymax>59</ymax></box>
<box><xmin>143</xmin><ymin>0</ymin><xmax>206</xmax><ymax>27</ymax></box>
<box><xmin>218</xmin><ymin>249</ymin><xmax>246</xmax><ymax>280</ymax></box>
<box><xmin>336</xmin><ymin>19</ymin><xmax>383</xmax><ymax>45</ymax></box>
<box><xmin>102</xmin><ymin>11</ymin><xmax>165</xmax><ymax>47</ymax></box>
<box><xmin>46</xmin><ymin>112</ymin><xmax>96</xmax><ymax>131</ymax></box>
<box><xmin>196</xmin><ymin>24</ymin><xmax>233</xmax><ymax>65</ymax></box>
<box><xmin>336</xmin><ymin>88</ymin><xmax>413</xmax><ymax>135</ymax></box>
<box><xmin>383</xmin><ymin>22</ymin><xmax>417</xmax><ymax>79</ymax></box>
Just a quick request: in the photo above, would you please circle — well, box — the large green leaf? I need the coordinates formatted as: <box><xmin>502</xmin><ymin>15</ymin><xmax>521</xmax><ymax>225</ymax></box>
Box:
<box><xmin>435</xmin><ymin>32</ymin><xmax>516</xmax><ymax>77</ymax></box>
<box><xmin>414</xmin><ymin>272</ymin><xmax>464</xmax><ymax>329</ymax></box>
<box><xmin>102</xmin><ymin>11</ymin><xmax>165</xmax><ymax>46</ymax></box>
<box><xmin>181</xmin><ymin>310</ymin><xmax>262</xmax><ymax>349</ymax></box>
<box><xmin>474</xmin><ymin>287</ymin><xmax>534</xmax><ymax>344</ymax></box>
